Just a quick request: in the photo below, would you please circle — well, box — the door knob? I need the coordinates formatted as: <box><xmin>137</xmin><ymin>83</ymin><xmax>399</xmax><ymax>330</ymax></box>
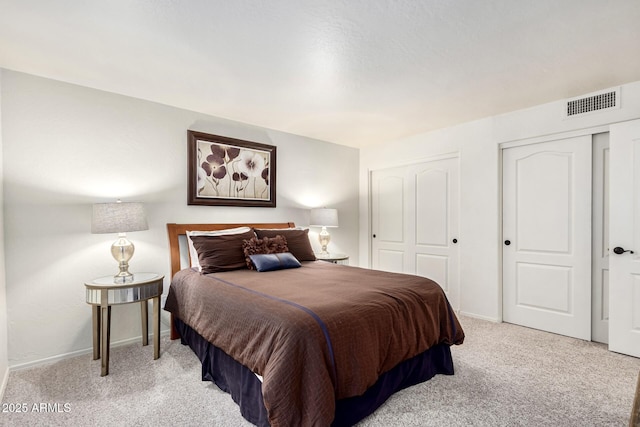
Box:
<box><xmin>504</xmin><ymin>240</ymin><xmax>511</xmax><ymax>246</ymax></box>
<box><xmin>452</xmin><ymin>238</ymin><xmax>458</xmax><ymax>244</ymax></box>
<box><xmin>613</xmin><ymin>246</ymin><xmax>634</xmax><ymax>254</ymax></box>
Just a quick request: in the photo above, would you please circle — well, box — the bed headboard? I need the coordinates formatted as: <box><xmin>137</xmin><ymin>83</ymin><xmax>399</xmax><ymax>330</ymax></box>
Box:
<box><xmin>166</xmin><ymin>222</ymin><xmax>296</xmax><ymax>278</ymax></box>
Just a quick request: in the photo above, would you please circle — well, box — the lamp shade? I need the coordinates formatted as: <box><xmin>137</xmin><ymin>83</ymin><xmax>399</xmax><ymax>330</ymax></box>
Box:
<box><xmin>310</xmin><ymin>208</ymin><xmax>339</xmax><ymax>228</ymax></box>
<box><xmin>91</xmin><ymin>202</ymin><xmax>148</xmax><ymax>234</ymax></box>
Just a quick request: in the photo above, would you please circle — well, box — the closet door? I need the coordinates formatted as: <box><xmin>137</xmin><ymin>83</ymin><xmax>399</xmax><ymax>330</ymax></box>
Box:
<box><xmin>413</xmin><ymin>158</ymin><xmax>460</xmax><ymax>309</ymax></box>
<box><xmin>609</xmin><ymin>119</ymin><xmax>640</xmax><ymax>357</ymax></box>
<box><xmin>371</xmin><ymin>165</ymin><xmax>407</xmax><ymax>274</ymax></box>
<box><xmin>502</xmin><ymin>136</ymin><xmax>592</xmax><ymax>340</ymax></box>
<box><xmin>371</xmin><ymin>156</ymin><xmax>460</xmax><ymax>309</ymax></box>
<box><xmin>591</xmin><ymin>133</ymin><xmax>609</xmax><ymax>344</ymax></box>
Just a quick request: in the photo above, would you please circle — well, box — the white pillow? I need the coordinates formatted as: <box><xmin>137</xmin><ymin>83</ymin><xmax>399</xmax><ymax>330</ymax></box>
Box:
<box><xmin>254</xmin><ymin>227</ymin><xmax>306</xmax><ymax>231</ymax></box>
<box><xmin>186</xmin><ymin>227</ymin><xmax>253</xmax><ymax>271</ymax></box>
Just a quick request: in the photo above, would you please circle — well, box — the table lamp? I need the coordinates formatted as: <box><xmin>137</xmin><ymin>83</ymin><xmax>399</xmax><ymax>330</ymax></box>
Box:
<box><xmin>92</xmin><ymin>200</ymin><xmax>148</xmax><ymax>283</ymax></box>
<box><xmin>310</xmin><ymin>208</ymin><xmax>339</xmax><ymax>256</ymax></box>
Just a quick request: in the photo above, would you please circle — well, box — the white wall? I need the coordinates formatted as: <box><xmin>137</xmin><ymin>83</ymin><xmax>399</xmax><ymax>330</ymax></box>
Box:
<box><xmin>0</xmin><ymin>69</ymin><xmax>9</xmax><ymax>396</ymax></box>
<box><xmin>360</xmin><ymin>81</ymin><xmax>640</xmax><ymax>322</ymax></box>
<box><xmin>1</xmin><ymin>70</ymin><xmax>359</xmax><ymax>367</ymax></box>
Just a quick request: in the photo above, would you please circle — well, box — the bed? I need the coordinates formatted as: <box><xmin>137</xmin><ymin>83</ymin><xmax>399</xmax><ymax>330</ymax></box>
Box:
<box><xmin>164</xmin><ymin>222</ymin><xmax>464</xmax><ymax>426</ymax></box>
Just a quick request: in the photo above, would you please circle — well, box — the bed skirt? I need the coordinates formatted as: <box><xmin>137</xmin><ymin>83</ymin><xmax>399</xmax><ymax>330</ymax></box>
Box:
<box><xmin>175</xmin><ymin>317</ymin><xmax>455</xmax><ymax>426</ymax></box>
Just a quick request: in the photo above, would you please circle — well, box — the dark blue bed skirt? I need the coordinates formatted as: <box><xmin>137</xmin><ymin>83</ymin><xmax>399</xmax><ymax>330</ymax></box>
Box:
<box><xmin>175</xmin><ymin>318</ymin><xmax>455</xmax><ymax>426</ymax></box>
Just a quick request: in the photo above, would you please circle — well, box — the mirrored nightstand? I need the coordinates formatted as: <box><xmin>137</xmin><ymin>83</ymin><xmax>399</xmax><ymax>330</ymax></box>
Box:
<box><xmin>315</xmin><ymin>253</ymin><xmax>349</xmax><ymax>265</ymax></box>
<box><xmin>85</xmin><ymin>272</ymin><xmax>164</xmax><ymax>376</ymax></box>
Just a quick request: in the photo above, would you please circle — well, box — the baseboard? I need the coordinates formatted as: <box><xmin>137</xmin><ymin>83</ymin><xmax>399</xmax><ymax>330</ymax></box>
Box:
<box><xmin>0</xmin><ymin>365</ymin><xmax>9</xmax><ymax>401</ymax></box>
<box><xmin>458</xmin><ymin>311</ymin><xmax>501</xmax><ymax>323</ymax></box>
<box><xmin>9</xmin><ymin>330</ymin><xmax>170</xmax><ymax>372</ymax></box>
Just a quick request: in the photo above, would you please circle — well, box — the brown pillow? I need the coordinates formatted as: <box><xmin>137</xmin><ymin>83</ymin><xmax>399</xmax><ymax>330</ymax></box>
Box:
<box><xmin>242</xmin><ymin>235</ymin><xmax>289</xmax><ymax>269</ymax></box>
<box><xmin>254</xmin><ymin>228</ymin><xmax>316</xmax><ymax>261</ymax></box>
<box><xmin>190</xmin><ymin>229</ymin><xmax>256</xmax><ymax>274</ymax></box>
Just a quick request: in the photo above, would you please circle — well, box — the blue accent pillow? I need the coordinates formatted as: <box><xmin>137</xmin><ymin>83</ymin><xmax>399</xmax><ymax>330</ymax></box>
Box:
<box><xmin>249</xmin><ymin>252</ymin><xmax>301</xmax><ymax>272</ymax></box>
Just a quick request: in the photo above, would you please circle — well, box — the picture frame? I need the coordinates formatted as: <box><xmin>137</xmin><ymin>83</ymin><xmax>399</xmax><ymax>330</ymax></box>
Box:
<box><xmin>187</xmin><ymin>130</ymin><xmax>276</xmax><ymax>207</ymax></box>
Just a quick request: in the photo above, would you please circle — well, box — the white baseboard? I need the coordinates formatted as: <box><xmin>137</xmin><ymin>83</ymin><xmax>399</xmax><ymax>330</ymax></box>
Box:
<box><xmin>8</xmin><ymin>330</ymin><xmax>170</xmax><ymax>372</ymax></box>
<box><xmin>0</xmin><ymin>365</ymin><xmax>8</xmax><ymax>401</ymax></box>
<box><xmin>458</xmin><ymin>311</ymin><xmax>501</xmax><ymax>323</ymax></box>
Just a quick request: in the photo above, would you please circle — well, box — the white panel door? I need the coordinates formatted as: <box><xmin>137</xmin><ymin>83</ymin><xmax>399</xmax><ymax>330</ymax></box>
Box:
<box><xmin>371</xmin><ymin>166</ymin><xmax>406</xmax><ymax>274</ymax></box>
<box><xmin>371</xmin><ymin>157</ymin><xmax>460</xmax><ymax>309</ymax></box>
<box><xmin>414</xmin><ymin>158</ymin><xmax>460</xmax><ymax>309</ymax></box>
<box><xmin>609</xmin><ymin>119</ymin><xmax>640</xmax><ymax>357</ymax></box>
<box><xmin>503</xmin><ymin>136</ymin><xmax>592</xmax><ymax>340</ymax></box>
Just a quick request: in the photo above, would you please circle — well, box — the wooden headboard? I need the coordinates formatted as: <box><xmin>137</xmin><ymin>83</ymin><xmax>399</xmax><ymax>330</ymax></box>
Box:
<box><xmin>166</xmin><ymin>222</ymin><xmax>295</xmax><ymax>340</ymax></box>
<box><xmin>166</xmin><ymin>222</ymin><xmax>295</xmax><ymax>278</ymax></box>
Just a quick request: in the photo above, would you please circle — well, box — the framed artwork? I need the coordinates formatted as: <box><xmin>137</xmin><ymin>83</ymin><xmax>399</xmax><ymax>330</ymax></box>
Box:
<box><xmin>187</xmin><ymin>130</ymin><xmax>276</xmax><ymax>207</ymax></box>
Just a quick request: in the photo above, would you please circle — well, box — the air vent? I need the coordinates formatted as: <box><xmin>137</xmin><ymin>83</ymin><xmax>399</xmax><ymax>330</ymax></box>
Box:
<box><xmin>566</xmin><ymin>88</ymin><xmax>619</xmax><ymax>117</ymax></box>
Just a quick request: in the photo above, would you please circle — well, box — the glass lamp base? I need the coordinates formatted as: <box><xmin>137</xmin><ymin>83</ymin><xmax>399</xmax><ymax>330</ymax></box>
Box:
<box><xmin>113</xmin><ymin>272</ymin><xmax>133</xmax><ymax>284</ymax></box>
<box><xmin>111</xmin><ymin>234</ymin><xmax>135</xmax><ymax>283</ymax></box>
<box><xmin>318</xmin><ymin>227</ymin><xmax>331</xmax><ymax>256</ymax></box>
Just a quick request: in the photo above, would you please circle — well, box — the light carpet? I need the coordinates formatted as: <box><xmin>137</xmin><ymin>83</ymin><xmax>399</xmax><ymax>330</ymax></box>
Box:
<box><xmin>1</xmin><ymin>316</ymin><xmax>638</xmax><ymax>426</ymax></box>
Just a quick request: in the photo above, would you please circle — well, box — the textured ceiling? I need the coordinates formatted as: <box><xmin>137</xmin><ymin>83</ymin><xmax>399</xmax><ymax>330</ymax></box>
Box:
<box><xmin>1</xmin><ymin>0</ymin><xmax>640</xmax><ymax>148</ymax></box>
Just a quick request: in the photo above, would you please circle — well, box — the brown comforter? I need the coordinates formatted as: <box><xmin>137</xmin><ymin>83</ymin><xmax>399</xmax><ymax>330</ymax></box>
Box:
<box><xmin>164</xmin><ymin>261</ymin><xmax>464</xmax><ymax>426</ymax></box>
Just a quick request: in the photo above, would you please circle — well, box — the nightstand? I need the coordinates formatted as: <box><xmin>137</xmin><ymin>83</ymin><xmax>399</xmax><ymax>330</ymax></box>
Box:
<box><xmin>315</xmin><ymin>253</ymin><xmax>349</xmax><ymax>265</ymax></box>
<box><xmin>85</xmin><ymin>272</ymin><xmax>164</xmax><ymax>376</ymax></box>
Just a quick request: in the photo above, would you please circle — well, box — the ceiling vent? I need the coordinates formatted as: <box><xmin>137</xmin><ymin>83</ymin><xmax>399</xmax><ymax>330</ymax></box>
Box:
<box><xmin>566</xmin><ymin>87</ymin><xmax>620</xmax><ymax>117</ymax></box>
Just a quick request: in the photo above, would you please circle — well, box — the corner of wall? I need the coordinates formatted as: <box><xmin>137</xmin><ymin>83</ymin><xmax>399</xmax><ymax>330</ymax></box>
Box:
<box><xmin>0</xmin><ymin>365</ymin><xmax>8</xmax><ymax>401</ymax></box>
<box><xmin>0</xmin><ymin>68</ymin><xmax>10</xmax><ymax>399</ymax></box>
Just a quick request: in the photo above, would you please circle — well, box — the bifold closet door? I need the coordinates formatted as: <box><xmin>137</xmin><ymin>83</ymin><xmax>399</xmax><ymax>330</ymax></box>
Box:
<box><xmin>371</xmin><ymin>157</ymin><xmax>460</xmax><ymax>310</ymax></box>
<box><xmin>502</xmin><ymin>136</ymin><xmax>592</xmax><ymax>340</ymax></box>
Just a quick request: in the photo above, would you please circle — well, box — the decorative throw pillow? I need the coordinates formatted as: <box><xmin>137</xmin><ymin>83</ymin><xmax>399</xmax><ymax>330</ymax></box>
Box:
<box><xmin>186</xmin><ymin>227</ymin><xmax>253</xmax><ymax>272</ymax></box>
<box><xmin>242</xmin><ymin>235</ymin><xmax>289</xmax><ymax>269</ymax></box>
<box><xmin>249</xmin><ymin>252</ymin><xmax>301</xmax><ymax>272</ymax></box>
<box><xmin>190</xmin><ymin>229</ymin><xmax>256</xmax><ymax>274</ymax></box>
<box><xmin>254</xmin><ymin>228</ymin><xmax>316</xmax><ymax>261</ymax></box>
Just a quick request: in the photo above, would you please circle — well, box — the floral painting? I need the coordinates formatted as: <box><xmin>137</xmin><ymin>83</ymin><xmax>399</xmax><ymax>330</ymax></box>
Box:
<box><xmin>187</xmin><ymin>131</ymin><xmax>276</xmax><ymax>207</ymax></box>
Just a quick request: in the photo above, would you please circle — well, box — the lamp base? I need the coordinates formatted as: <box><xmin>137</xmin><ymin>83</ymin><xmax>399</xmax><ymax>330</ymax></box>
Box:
<box><xmin>318</xmin><ymin>227</ymin><xmax>331</xmax><ymax>256</ymax></box>
<box><xmin>114</xmin><ymin>271</ymin><xmax>134</xmax><ymax>284</ymax></box>
<box><xmin>111</xmin><ymin>234</ymin><xmax>135</xmax><ymax>283</ymax></box>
